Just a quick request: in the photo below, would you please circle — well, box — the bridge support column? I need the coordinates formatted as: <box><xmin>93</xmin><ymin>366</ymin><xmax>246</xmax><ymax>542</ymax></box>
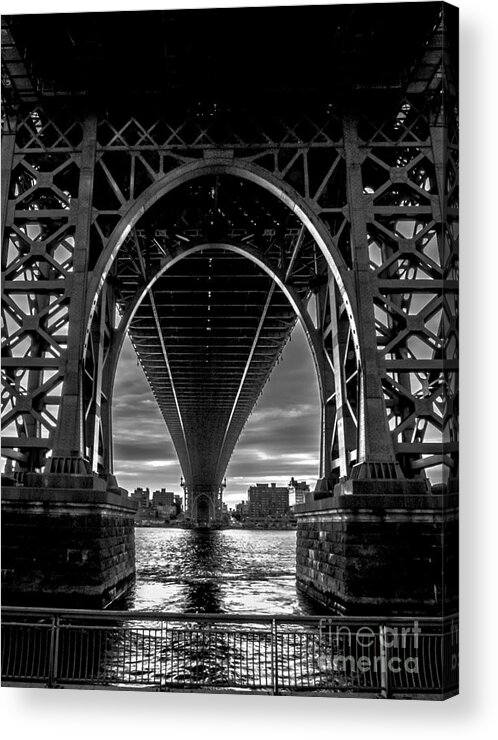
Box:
<box><xmin>295</xmin><ymin>482</ymin><xmax>458</xmax><ymax>616</ymax></box>
<box><xmin>43</xmin><ymin>113</ymin><xmax>99</xmax><ymax>477</ymax></box>
<box><xmin>186</xmin><ymin>484</ymin><xmax>224</xmax><ymax>528</ymax></box>
<box><xmin>1</xmin><ymin>112</ymin><xmax>138</xmax><ymax>608</ymax></box>
<box><xmin>1</xmin><ymin>483</ymin><xmax>137</xmax><ymax>608</ymax></box>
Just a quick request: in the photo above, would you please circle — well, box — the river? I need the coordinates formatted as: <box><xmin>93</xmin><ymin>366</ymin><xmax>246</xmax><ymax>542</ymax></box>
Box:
<box><xmin>124</xmin><ymin>527</ymin><xmax>319</xmax><ymax>615</ymax></box>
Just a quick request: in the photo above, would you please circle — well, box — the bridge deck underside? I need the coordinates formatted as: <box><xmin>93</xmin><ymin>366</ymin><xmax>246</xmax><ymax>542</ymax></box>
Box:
<box><xmin>124</xmin><ymin>250</ymin><xmax>298</xmax><ymax>488</ymax></box>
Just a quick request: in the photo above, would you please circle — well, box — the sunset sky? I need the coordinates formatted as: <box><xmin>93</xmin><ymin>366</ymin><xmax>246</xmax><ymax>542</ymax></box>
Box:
<box><xmin>112</xmin><ymin>320</ymin><xmax>320</xmax><ymax>506</ymax></box>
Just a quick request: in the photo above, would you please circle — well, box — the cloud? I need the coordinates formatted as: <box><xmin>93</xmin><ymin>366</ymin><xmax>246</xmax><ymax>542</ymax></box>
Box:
<box><xmin>145</xmin><ymin>460</ymin><xmax>178</xmax><ymax>468</ymax></box>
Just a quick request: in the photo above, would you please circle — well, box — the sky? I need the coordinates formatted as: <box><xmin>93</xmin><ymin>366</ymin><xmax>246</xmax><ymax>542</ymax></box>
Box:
<box><xmin>112</xmin><ymin>320</ymin><xmax>320</xmax><ymax>506</ymax></box>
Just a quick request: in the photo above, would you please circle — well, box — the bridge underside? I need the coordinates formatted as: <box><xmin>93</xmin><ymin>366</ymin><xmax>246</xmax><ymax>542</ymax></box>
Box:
<box><xmin>118</xmin><ymin>178</ymin><xmax>314</xmax><ymax>515</ymax></box>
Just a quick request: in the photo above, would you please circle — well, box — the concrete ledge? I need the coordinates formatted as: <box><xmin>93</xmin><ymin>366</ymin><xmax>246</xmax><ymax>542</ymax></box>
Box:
<box><xmin>338</xmin><ymin>478</ymin><xmax>430</xmax><ymax>495</ymax></box>
<box><xmin>295</xmin><ymin>492</ymin><xmax>459</xmax><ymax>516</ymax></box>
<box><xmin>19</xmin><ymin>471</ymin><xmax>110</xmax><ymax>490</ymax></box>
<box><xmin>1</xmin><ymin>486</ymin><xmax>137</xmax><ymax>513</ymax></box>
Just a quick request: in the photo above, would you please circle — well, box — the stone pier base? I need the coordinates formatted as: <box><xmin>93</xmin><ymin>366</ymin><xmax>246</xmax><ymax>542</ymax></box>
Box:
<box><xmin>1</xmin><ymin>485</ymin><xmax>137</xmax><ymax>608</ymax></box>
<box><xmin>295</xmin><ymin>480</ymin><xmax>458</xmax><ymax>616</ymax></box>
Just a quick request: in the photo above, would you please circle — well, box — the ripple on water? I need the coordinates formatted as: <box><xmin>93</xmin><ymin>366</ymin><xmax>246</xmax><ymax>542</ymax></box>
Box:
<box><xmin>128</xmin><ymin>528</ymin><xmax>317</xmax><ymax>615</ymax></box>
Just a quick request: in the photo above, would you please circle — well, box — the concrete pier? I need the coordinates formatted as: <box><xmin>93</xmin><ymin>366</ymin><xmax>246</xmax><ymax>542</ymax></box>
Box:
<box><xmin>295</xmin><ymin>482</ymin><xmax>458</xmax><ymax>616</ymax></box>
<box><xmin>1</xmin><ymin>484</ymin><xmax>137</xmax><ymax>608</ymax></box>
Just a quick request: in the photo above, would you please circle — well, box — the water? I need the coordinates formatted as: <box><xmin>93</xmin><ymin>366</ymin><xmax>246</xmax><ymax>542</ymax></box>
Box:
<box><xmin>6</xmin><ymin>528</ymin><xmax>438</xmax><ymax>693</ymax></box>
<box><xmin>108</xmin><ymin>528</ymin><xmax>330</xmax><ymax>690</ymax></box>
<box><xmin>125</xmin><ymin>528</ymin><xmax>318</xmax><ymax>615</ymax></box>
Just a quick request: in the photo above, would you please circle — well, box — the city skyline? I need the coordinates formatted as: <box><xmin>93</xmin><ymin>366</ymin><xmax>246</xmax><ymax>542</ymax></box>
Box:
<box><xmin>112</xmin><ymin>318</ymin><xmax>320</xmax><ymax>504</ymax></box>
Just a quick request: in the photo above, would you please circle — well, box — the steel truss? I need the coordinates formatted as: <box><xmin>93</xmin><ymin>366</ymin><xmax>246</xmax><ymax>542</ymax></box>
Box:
<box><xmin>1</xmin><ymin>16</ymin><xmax>457</xmax><ymax>500</ymax></box>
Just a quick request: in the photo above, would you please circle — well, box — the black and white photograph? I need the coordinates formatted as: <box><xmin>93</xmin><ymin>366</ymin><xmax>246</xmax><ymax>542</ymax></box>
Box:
<box><xmin>1</xmin><ymin>0</ymin><xmax>460</xmax><ymax>706</ymax></box>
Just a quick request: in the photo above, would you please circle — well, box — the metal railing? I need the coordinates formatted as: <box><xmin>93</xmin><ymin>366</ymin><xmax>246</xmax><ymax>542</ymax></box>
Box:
<box><xmin>1</xmin><ymin>607</ymin><xmax>458</xmax><ymax>698</ymax></box>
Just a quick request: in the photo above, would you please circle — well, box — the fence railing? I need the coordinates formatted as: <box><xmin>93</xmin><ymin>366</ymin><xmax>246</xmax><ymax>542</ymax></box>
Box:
<box><xmin>1</xmin><ymin>607</ymin><xmax>458</xmax><ymax>698</ymax></box>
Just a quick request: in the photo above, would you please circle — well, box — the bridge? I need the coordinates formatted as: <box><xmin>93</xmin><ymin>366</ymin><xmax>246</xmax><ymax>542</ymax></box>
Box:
<box><xmin>1</xmin><ymin>4</ymin><xmax>458</xmax><ymax>613</ymax></box>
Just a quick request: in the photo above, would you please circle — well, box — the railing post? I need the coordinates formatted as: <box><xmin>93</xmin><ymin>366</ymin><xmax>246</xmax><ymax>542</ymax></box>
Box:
<box><xmin>47</xmin><ymin>615</ymin><xmax>60</xmax><ymax>688</ymax></box>
<box><xmin>271</xmin><ymin>619</ymin><xmax>278</xmax><ymax>695</ymax></box>
<box><xmin>160</xmin><ymin>620</ymin><xmax>167</xmax><ymax>691</ymax></box>
<box><xmin>379</xmin><ymin>624</ymin><xmax>389</xmax><ymax>699</ymax></box>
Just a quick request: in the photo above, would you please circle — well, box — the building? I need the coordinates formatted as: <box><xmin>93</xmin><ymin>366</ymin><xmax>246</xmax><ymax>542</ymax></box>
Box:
<box><xmin>247</xmin><ymin>483</ymin><xmax>289</xmax><ymax>520</ymax></box>
<box><xmin>235</xmin><ymin>501</ymin><xmax>249</xmax><ymax>519</ymax></box>
<box><xmin>288</xmin><ymin>478</ymin><xmax>311</xmax><ymax>507</ymax></box>
<box><xmin>152</xmin><ymin>489</ymin><xmax>175</xmax><ymax>508</ymax></box>
<box><xmin>131</xmin><ymin>487</ymin><xmax>150</xmax><ymax>508</ymax></box>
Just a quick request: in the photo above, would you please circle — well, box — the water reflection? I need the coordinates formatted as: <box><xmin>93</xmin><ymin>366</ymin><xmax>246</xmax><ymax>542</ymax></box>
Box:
<box><xmin>126</xmin><ymin>528</ymin><xmax>320</xmax><ymax>615</ymax></box>
<box><xmin>182</xmin><ymin>530</ymin><xmax>223</xmax><ymax>613</ymax></box>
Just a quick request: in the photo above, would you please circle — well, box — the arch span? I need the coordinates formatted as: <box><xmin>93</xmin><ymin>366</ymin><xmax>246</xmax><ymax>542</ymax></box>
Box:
<box><xmin>85</xmin><ymin>159</ymin><xmax>359</xmax><ymax>361</ymax></box>
<box><xmin>84</xmin><ymin>164</ymin><xmax>360</xmax><ymax>494</ymax></box>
